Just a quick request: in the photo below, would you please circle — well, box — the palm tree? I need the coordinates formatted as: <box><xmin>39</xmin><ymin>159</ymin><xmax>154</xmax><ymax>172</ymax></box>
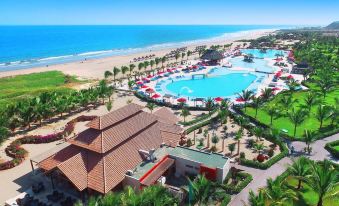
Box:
<box><xmin>237</xmin><ymin>90</ymin><xmax>254</xmax><ymax>112</ymax></box>
<box><xmin>303</xmin><ymin>92</ymin><xmax>318</xmax><ymax>111</ymax></box>
<box><xmin>252</xmin><ymin>127</ymin><xmax>264</xmax><ymax>142</ymax></box>
<box><xmin>303</xmin><ymin>129</ymin><xmax>316</xmax><ymax>155</ymax></box>
<box><xmin>113</xmin><ymin>67</ymin><xmax>120</xmax><ymax>82</ymax></box>
<box><xmin>316</xmin><ymin>104</ymin><xmax>331</xmax><ymax>129</ymax></box>
<box><xmin>316</xmin><ymin>75</ymin><xmax>334</xmax><ymax>99</ymax></box>
<box><xmin>218</xmin><ymin>109</ymin><xmax>228</xmax><ymax>126</ymax></box>
<box><xmin>138</xmin><ymin>62</ymin><xmax>144</xmax><ymax>71</ymax></box>
<box><xmin>279</xmin><ymin>95</ymin><xmax>297</xmax><ymax>114</ymax></box>
<box><xmin>235</xmin><ymin>116</ymin><xmax>249</xmax><ymax>130</ymax></box>
<box><xmin>265</xmin><ymin>106</ymin><xmax>280</xmax><ymax>125</ymax></box>
<box><xmin>329</xmin><ymin>103</ymin><xmax>338</xmax><ymax>126</ymax></box>
<box><xmin>150</xmin><ymin>60</ymin><xmax>155</xmax><ymax>70</ymax></box>
<box><xmin>181</xmin><ymin>52</ymin><xmax>186</xmax><ymax>62</ymax></box>
<box><xmin>180</xmin><ymin>108</ymin><xmax>191</xmax><ymax>122</ymax></box>
<box><xmin>146</xmin><ymin>102</ymin><xmax>156</xmax><ymax>113</ymax></box>
<box><xmin>104</xmin><ymin>70</ymin><xmax>112</xmax><ymax>79</ymax></box>
<box><xmin>205</xmin><ymin>98</ymin><xmax>214</xmax><ymax>114</ymax></box>
<box><xmin>187</xmin><ymin>50</ymin><xmax>192</xmax><ymax>60</ymax></box>
<box><xmin>228</xmin><ymin>143</ymin><xmax>236</xmax><ymax>155</ymax></box>
<box><xmin>106</xmin><ymin>101</ymin><xmax>113</xmax><ymax>112</ymax></box>
<box><xmin>252</xmin><ymin>96</ymin><xmax>263</xmax><ymax>118</ymax></box>
<box><xmin>155</xmin><ymin>57</ymin><xmax>160</xmax><ymax>68</ymax></box>
<box><xmin>262</xmin><ymin>178</ymin><xmax>297</xmax><ymax>205</ymax></box>
<box><xmin>235</xmin><ymin>129</ymin><xmax>243</xmax><ymax>155</ymax></box>
<box><xmin>161</xmin><ymin>56</ymin><xmax>167</xmax><ymax>68</ymax></box>
<box><xmin>253</xmin><ymin>143</ymin><xmax>266</xmax><ymax>155</ymax></box>
<box><xmin>188</xmin><ymin>175</ymin><xmax>212</xmax><ymax>205</ymax></box>
<box><xmin>261</xmin><ymin>88</ymin><xmax>274</xmax><ymax>101</ymax></box>
<box><xmin>211</xmin><ymin>135</ymin><xmax>219</xmax><ymax>147</ymax></box>
<box><xmin>175</xmin><ymin>52</ymin><xmax>180</xmax><ymax>64</ymax></box>
<box><xmin>129</xmin><ymin>64</ymin><xmax>136</xmax><ymax>74</ymax></box>
<box><xmin>288</xmin><ymin>108</ymin><xmax>308</xmax><ymax>137</ymax></box>
<box><xmin>288</xmin><ymin>156</ymin><xmax>312</xmax><ymax>190</ymax></box>
<box><xmin>121</xmin><ymin>66</ymin><xmax>129</xmax><ymax>78</ymax></box>
<box><xmin>308</xmin><ymin>160</ymin><xmax>338</xmax><ymax>206</ymax></box>
<box><xmin>248</xmin><ymin>190</ymin><xmax>265</xmax><ymax>206</ymax></box>
<box><xmin>144</xmin><ymin>61</ymin><xmax>150</xmax><ymax>71</ymax></box>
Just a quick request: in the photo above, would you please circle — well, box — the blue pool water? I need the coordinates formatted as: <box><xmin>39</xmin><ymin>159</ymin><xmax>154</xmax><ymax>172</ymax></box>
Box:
<box><xmin>165</xmin><ymin>73</ymin><xmax>257</xmax><ymax>98</ymax></box>
<box><xmin>240</xmin><ymin>49</ymin><xmax>287</xmax><ymax>58</ymax></box>
<box><xmin>0</xmin><ymin>25</ymin><xmax>288</xmax><ymax>72</ymax></box>
<box><xmin>229</xmin><ymin>57</ymin><xmax>275</xmax><ymax>73</ymax></box>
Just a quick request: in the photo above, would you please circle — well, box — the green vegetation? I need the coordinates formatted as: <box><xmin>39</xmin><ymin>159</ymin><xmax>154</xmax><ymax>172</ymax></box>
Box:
<box><xmin>325</xmin><ymin>140</ymin><xmax>339</xmax><ymax>158</ymax></box>
<box><xmin>0</xmin><ymin>71</ymin><xmax>79</xmax><ymax>108</ymax></box>
<box><xmin>75</xmin><ymin>185</ymin><xmax>179</xmax><ymax>206</ymax></box>
<box><xmin>248</xmin><ymin>158</ymin><xmax>339</xmax><ymax>206</ymax></box>
<box><xmin>242</xmin><ymin>33</ymin><xmax>339</xmax><ymax>140</ymax></box>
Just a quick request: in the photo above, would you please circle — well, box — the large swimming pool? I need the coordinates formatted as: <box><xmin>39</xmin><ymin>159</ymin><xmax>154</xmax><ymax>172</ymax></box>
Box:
<box><xmin>229</xmin><ymin>57</ymin><xmax>275</xmax><ymax>73</ymax></box>
<box><xmin>240</xmin><ymin>49</ymin><xmax>287</xmax><ymax>58</ymax></box>
<box><xmin>165</xmin><ymin>72</ymin><xmax>257</xmax><ymax>98</ymax></box>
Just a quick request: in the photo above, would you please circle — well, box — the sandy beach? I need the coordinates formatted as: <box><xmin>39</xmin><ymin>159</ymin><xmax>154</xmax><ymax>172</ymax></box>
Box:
<box><xmin>0</xmin><ymin>29</ymin><xmax>275</xmax><ymax>80</ymax></box>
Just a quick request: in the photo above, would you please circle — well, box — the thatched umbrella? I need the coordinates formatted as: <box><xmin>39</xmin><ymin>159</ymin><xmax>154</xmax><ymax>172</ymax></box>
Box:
<box><xmin>200</xmin><ymin>49</ymin><xmax>224</xmax><ymax>62</ymax></box>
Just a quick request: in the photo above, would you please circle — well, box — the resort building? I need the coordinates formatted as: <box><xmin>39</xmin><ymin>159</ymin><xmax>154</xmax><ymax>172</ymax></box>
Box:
<box><xmin>31</xmin><ymin>103</ymin><xmax>230</xmax><ymax>198</ymax></box>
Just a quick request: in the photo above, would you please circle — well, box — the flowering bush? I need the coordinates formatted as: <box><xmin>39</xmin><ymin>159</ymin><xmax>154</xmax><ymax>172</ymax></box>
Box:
<box><xmin>257</xmin><ymin>154</ymin><xmax>266</xmax><ymax>162</ymax></box>
<box><xmin>0</xmin><ymin>115</ymin><xmax>97</xmax><ymax>171</ymax></box>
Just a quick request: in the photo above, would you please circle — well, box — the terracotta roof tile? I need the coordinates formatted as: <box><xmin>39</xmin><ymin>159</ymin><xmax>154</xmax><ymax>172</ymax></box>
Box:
<box><xmin>140</xmin><ymin>157</ymin><xmax>175</xmax><ymax>186</ymax></box>
<box><xmin>154</xmin><ymin>107</ymin><xmax>180</xmax><ymax>124</ymax></box>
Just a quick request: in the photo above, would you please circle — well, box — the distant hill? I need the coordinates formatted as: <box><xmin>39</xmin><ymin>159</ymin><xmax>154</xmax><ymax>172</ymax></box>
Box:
<box><xmin>324</xmin><ymin>21</ymin><xmax>339</xmax><ymax>30</ymax></box>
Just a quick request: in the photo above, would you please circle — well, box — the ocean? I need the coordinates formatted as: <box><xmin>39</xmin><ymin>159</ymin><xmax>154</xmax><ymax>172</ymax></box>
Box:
<box><xmin>0</xmin><ymin>25</ymin><xmax>288</xmax><ymax>72</ymax></box>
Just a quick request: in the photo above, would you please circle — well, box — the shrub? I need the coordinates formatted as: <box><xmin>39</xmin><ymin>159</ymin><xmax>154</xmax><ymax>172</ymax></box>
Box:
<box><xmin>220</xmin><ymin>194</ymin><xmax>231</xmax><ymax>206</ymax></box>
<box><xmin>221</xmin><ymin>172</ymin><xmax>253</xmax><ymax>194</ymax></box>
<box><xmin>325</xmin><ymin>140</ymin><xmax>339</xmax><ymax>158</ymax></box>
<box><xmin>186</xmin><ymin>139</ymin><xmax>193</xmax><ymax>147</ymax></box>
<box><xmin>247</xmin><ymin>139</ymin><xmax>255</xmax><ymax>148</ymax></box>
<box><xmin>257</xmin><ymin>154</ymin><xmax>266</xmax><ymax>162</ymax></box>
<box><xmin>240</xmin><ymin>152</ymin><xmax>245</xmax><ymax>159</ymax></box>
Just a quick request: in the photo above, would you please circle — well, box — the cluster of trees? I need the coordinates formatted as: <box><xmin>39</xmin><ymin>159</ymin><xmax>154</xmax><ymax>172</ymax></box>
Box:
<box><xmin>75</xmin><ymin>185</ymin><xmax>179</xmax><ymax>206</ymax></box>
<box><xmin>0</xmin><ymin>80</ymin><xmax>114</xmax><ymax>144</ymax></box>
<box><xmin>248</xmin><ymin>158</ymin><xmax>338</xmax><ymax>206</ymax></box>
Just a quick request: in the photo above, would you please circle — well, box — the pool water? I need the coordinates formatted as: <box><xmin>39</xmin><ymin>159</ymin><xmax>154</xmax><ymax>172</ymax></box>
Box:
<box><xmin>229</xmin><ymin>57</ymin><xmax>275</xmax><ymax>73</ymax></box>
<box><xmin>240</xmin><ymin>49</ymin><xmax>286</xmax><ymax>59</ymax></box>
<box><xmin>165</xmin><ymin>73</ymin><xmax>257</xmax><ymax>98</ymax></box>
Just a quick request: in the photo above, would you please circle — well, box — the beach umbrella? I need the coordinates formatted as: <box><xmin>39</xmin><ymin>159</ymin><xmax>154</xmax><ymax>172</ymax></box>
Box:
<box><xmin>235</xmin><ymin>97</ymin><xmax>245</xmax><ymax>102</ymax></box>
<box><xmin>214</xmin><ymin>97</ymin><xmax>223</xmax><ymax>102</ymax></box>
<box><xmin>136</xmin><ymin>81</ymin><xmax>143</xmax><ymax>85</ymax></box>
<box><xmin>146</xmin><ymin>88</ymin><xmax>155</xmax><ymax>93</ymax></box>
<box><xmin>287</xmin><ymin>75</ymin><xmax>294</xmax><ymax>79</ymax></box>
<box><xmin>177</xmin><ymin>97</ymin><xmax>187</xmax><ymax>103</ymax></box>
<box><xmin>152</xmin><ymin>94</ymin><xmax>161</xmax><ymax>99</ymax></box>
<box><xmin>272</xmin><ymin>87</ymin><xmax>280</xmax><ymax>91</ymax></box>
<box><xmin>141</xmin><ymin>85</ymin><xmax>148</xmax><ymax>89</ymax></box>
<box><xmin>147</xmin><ymin>74</ymin><xmax>153</xmax><ymax>78</ymax></box>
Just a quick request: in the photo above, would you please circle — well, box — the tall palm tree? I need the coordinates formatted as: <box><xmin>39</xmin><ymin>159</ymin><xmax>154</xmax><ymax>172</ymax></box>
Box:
<box><xmin>121</xmin><ymin>66</ymin><xmax>129</xmax><ymax>78</ymax></box>
<box><xmin>129</xmin><ymin>64</ymin><xmax>136</xmax><ymax>74</ymax></box>
<box><xmin>104</xmin><ymin>70</ymin><xmax>113</xmax><ymax>79</ymax></box>
<box><xmin>205</xmin><ymin>98</ymin><xmax>214</xmax><ymax>114</ymax></box>
<box><xmin>303</xmin><ymin>129</ymin><xmax>316</xmax><ymax>155</ymax></box>
<box><xmin>308</xmin><ymin>160</ymin><xmax>338</xmax><ymax>206</ymax></box>
<box><xmin>113</xmin><ymin>67</ymin><xmax>121</xmax><ymax>82</ymax></box>
<box><xmin>252</xmin><ymin>96</ymin><xmax>263</xmax><ymax>118</ymax></box>
<box><xmin>265</xmin><ymin>106</ymin><xmax>280</xmax><ymax>125</ymax></box>
<box><xmin>253</xmin><ymin>127</ymin><xmax>264</xmax><ymax>142</ymax></box>
<box><xmin>235</xmin><ymin>129</ymin><xmax>243</xmax><ymax>155</ymax></box>
<box><xmin>316</xmin><ymin>104</ymin><xmax>331</xmax><ymax>129</ymax></box>
<box><xmin>161</xmin><ymin>56</ymin><xmax>167</xmax><ymax>68</ymax></box>
<box><xmin>262</xmin><ymin>178</ymin><xmax>297</xmax><ymax>206</ymax></box>
<box><xmin>288</xmin><ymin>108</ymin><xmax>308</xmax><ymax>137</ymax></box>
<box><xmin>138</xmin><ymin>62</ymin><xmax>144</xmax><ymax>71</ymax></box>
<box><xmin>175</xmin><ymin>52</ymin><xmax>180</xmax><ymax>64</ymax></box>
<box><xmin>261</xmin><ymin>88</ymin><xmax>274</xmax><ymax>101</ymax></box>
<box><xmin>187</xmin><ymin>50</ymin><xmax>192</xmax><ymax>60</ymax></box>
<box><xmin>150</xmin><ymin>59</ymin><xmax>155</xmax><ymax>69</ymax></box>
<box><xmin>253</xmin><ymin>143</ymin><xmax>266</xmax><ymax>155</ymax></box>
<box><xmin>181</xmin><ymin>52</ymin><xmax>186</xmax><ymax>62</ymax></box>
<box><xmin>237</xmin><ymin>90</ymin><xmax>254</xmax><ymax>112</ymax></box>
<box><xmin>143</xmin><ymin>61</ymin><xmax>150</xmax><ymax>71</ymax></box>
<box><xmin>180</xmin><ymin>108</ymin><xmax>191</xmax><ymax>122</ymax></box>
<box><xmin>303</xmin><ymin>92</ymin><xmax>318</xmax><ymax>111</ymax></box>
<box><xmin>279</xmin><ymin>95</ymin><xmax>297</xmax><ymax>114</ymax></box>
<box><xmin>155</xmin><ymin>57</ymin><xmax>160</xmax><ymax>68</ymax></box>
<box><xmin>288</xmin><ymin>156</ymin><xmax>312</xmax><ymax>190</ymax></box>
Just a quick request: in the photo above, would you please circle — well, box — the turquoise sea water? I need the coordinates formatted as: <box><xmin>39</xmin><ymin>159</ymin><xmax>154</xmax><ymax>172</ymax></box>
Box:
<box><xmin>165</xmin><ymin>72</ymin><xmax>257</xmax><ymax>98</ymax></box>
<box><xmin>0</xmin><ymin>25</ymin><xmax>288</xmax><ymax>72</ymax></box>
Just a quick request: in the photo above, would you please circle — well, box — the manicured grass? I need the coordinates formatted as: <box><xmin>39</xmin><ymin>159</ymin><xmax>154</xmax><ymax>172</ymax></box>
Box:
<box><xmin>334</xmin><ymin>145</ymin><xmax>339</xmax><ymax>152</ymax></box>
<box><xmin>244</xmin><ymin>87</ymin><xmax>338</xmax><ymax>139</ymax></box>
<box><xmin>285</xmin><ymin>176</ymin><xmax>339</xmax><ymax>206</ymax></box>
<box><xmin>0</xmin><ymin>71</ymin><xmax>79</xmax><ymax>109</ymax></box>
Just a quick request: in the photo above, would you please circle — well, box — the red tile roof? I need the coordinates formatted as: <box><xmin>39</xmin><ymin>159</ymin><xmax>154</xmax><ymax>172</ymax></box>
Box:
<box><xmin>140</xmin><ymin>157</ymin><xmax>175</xmax><ymax>186</ymax></box>
<box><xmin>37</xmin><ymin>104</ymin><xmax>183</xmax><ymax>194</ymax></box>
<box><xmin>154</xmin><ymin>107</ymin><xmax>180</xmax><ymax>124</ymax></box>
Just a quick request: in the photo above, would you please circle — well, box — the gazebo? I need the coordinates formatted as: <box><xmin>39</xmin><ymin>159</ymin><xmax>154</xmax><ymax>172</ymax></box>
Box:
<box><xmin>200</xmin><ymin>49</ymin><xmax>224</xmax><ymax>65</ymax></box>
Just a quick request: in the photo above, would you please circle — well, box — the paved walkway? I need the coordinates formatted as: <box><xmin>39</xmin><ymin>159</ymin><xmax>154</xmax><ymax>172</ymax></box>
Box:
<box><xmin>229</xmin><ymin>133</ymin><xmax>339</xmax><ymax>206</ymax></box>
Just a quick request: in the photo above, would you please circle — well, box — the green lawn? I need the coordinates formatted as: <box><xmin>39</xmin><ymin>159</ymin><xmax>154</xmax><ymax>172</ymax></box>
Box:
<box><xmin>285</xmin><ymin>176</ymin><xmax>339</xmax><ymax>206</ymax></box>
<box><xmin>334</xmin><ymin>145</ymin><xmax>339</xmax><ymax>152</ymax></box>
<box><xmin>0</xmin><ymin>71</ymin><xmax>79</xmax><ymax>109</ymax></box>
<box><xmin>243</xmin><ymin>86</ymin><xmax>338</xmax><ymax>139</ymax></box>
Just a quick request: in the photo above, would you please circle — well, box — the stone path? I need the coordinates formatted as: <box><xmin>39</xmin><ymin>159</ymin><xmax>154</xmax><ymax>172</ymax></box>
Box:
<box><xmin>228</xmin><ymin>133</ymin><xmax>339</xmax><ymax>206</ymax></box>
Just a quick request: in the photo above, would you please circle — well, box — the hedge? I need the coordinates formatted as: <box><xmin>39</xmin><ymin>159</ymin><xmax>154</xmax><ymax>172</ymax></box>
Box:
<box><xmin>185</xmin><ymin>115</ymin><xmax>221</xmax><ymax>134</ymax></box>
<box><xmin>220</xmin><ymin>194</ymin><xmax>231</xmax><ymax>206</ymax></box>
<box><xmin>179</xmin><ymin>109</ymin><xmax>218</xmax><ymax>126</ymax></box>
<box><xmin>0</xmin><ymin>115</ymin><xmax>97</xmax><ymax>171</ymax></box>
<box><xmin>221</xmin><ymin>172</ymin><xmax>253</xmax><ymax>195</ymax></box>
<box><xmin>325</xmin><ymin>140</ymin><xmax>339</xmax><ymax>159</ymax></box>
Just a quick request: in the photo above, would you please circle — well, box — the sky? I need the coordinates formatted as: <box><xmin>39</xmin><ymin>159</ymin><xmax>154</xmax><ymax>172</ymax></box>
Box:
<box><xmin>0</xmin><ymin>0</ymin><xmax>338</xmax><ymax>25</ymax></box>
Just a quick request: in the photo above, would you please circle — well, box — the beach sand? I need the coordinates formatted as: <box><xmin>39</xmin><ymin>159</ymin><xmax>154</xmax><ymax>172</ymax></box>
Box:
<box><xmin>0</xmin><ymin>29</ymin><xmax>275</xmax><ymax>80</ymax></box>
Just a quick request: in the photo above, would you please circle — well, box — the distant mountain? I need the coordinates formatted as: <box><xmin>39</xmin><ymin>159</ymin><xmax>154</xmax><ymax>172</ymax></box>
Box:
<box><xmin>324</xmin><ymin>21</ymin><xmax>339</xmax><ymax>30</ymax></box>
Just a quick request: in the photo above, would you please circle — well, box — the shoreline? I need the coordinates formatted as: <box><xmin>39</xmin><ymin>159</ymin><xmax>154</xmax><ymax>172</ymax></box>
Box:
<box><xmin>0</xmin><ymin>29</ymin><xmax>276</xmax><ymax>80</ymax></box>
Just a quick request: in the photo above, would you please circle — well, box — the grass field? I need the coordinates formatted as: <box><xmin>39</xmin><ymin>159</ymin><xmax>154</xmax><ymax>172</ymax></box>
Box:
<box><xmin>334</xmin><ymin>145</ymin><xmax>339</xmax><ymax>152</ymax></box>
<box><xmin>243</xmin><ymin>84</ymin><xmax>338</xmax><ymax>139</ymax></box>
<box><xmin>285</xmin><ymin>176</ymin><xmax>339</xmax><ymax>206</ymax></box>
<box><xmin>0</xmin><ymin>71</ymin><xmax>79</xmax><ymax>109</ymax></box>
